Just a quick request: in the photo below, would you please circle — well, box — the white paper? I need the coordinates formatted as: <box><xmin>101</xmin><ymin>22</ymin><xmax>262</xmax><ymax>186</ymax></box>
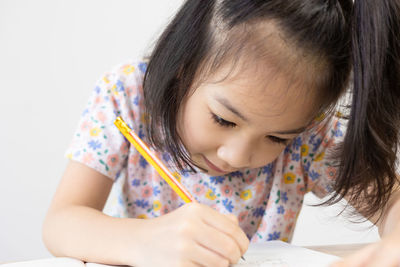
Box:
<box><xmin>2</xmin><ymin>242</ymin><xmax>339</xmax><ymax>267</ymax></box>
<box><xmin>1</xmin><ymin>257</ymin><xmax>85</xmax><ymax>267</ymax></box>
<box><xmin>233</xmin><ymin>241</ymin><xmax>340</xmax><ymax>267</ymax></box>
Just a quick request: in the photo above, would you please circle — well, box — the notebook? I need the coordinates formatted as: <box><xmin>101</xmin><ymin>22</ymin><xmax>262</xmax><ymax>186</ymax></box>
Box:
<box><xmin>234</xmin><ymin>241</ymin><xmax>339</xmax><ymax>267</ymax></box>
<box><xmin>2</xmin><ymin>241</ymin><xmax>340</xmax><ymax>267</ymax></box>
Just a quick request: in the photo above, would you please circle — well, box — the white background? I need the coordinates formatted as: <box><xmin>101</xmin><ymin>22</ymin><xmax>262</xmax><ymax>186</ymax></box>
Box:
<box><xmin>0</xmin><ymin>0</ymin><xmax>379</xmax><ymax>263</ymax></box>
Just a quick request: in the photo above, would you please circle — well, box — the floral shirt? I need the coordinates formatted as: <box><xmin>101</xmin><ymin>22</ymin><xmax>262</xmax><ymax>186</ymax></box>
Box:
<box><xmin>66</xmin><ymin>60</ymin><xmax>344</xmax><ymax>243</ymax></box>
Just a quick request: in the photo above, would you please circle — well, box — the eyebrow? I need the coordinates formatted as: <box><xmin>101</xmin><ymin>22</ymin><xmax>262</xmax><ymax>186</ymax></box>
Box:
<box><xmin>273</xmin><ymin>126</ymin><xmax>307</xmax><ymax>135</ymax></box>
<box><xmin>214</xmin><ymin>95</ymin><xmax>307</xmax><ymax>135</ymax></box>
<box><xmin>215</xmin><ymin>95</ymin><xmax>249</xmax><ymax>121</ymax></box>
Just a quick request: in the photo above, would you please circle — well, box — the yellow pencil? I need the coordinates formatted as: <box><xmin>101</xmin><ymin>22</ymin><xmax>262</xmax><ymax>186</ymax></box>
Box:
<box><xmin>114</xmin><ymin>116</ymin><xmax>196</xmax><ymax>203</ymax></box>
<box><xmin>115</xmin><ymin>116</ymin><xmax>245</xmax><ymax>261</ymax></box>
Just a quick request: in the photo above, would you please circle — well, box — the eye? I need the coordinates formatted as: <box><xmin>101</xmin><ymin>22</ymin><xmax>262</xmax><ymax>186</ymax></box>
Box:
<box><xmin>267</xmin><ymin>135</ymin><xmax>290</xmax><ymax>145</ymax></box>
<box><xmin>211</xmin><ymin>112</ymin><xmax>236</xmax><ymax>128</ymax></box>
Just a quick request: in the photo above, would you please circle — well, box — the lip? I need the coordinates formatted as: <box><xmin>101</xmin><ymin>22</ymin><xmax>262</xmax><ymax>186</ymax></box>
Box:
<box><xmin>202</xmin><ymin>156</ymin><xmax>228</xmax><ymax>174</ymax></box>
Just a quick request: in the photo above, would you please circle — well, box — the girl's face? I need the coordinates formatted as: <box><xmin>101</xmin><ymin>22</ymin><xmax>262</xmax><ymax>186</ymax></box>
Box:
<box><xmin>178</xmin><ymin>64</ymin><xmax>320</xmax><ymax>176</ymax></box>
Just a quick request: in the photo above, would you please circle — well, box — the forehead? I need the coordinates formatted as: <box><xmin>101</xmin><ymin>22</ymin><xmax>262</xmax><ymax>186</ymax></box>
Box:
<box><xmin>201</xmin><ymin>62</ymin><xmax>320</xmax><ymax>130</ymax></box>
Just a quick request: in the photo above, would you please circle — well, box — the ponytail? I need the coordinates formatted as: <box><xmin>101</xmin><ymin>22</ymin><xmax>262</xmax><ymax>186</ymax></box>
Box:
<box><xmin>332</xmin><ymin>0</ymin><xmax>400</xmax><ymax>220</ymax></box>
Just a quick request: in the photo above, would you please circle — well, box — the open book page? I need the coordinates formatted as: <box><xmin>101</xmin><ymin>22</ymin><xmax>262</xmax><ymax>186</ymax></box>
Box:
<box><xmin>233</xmin><ymin>241</ymin><xmax>340</xmax><ymax>267</ymax></box>
<box><xmin>1</xmin><ymin>257</ymin><xmax>85</xmax><ymax>267</ymax></box>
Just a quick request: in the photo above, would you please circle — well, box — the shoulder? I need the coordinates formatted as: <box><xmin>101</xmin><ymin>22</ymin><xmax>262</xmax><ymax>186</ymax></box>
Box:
<box><xmin>102</xmin><ymin>59</ymin><xmax>148</xmax><ymax>85</ymax></box>
<box><xmin>93</xmin><ymin>58</ymin><xmax>149</xmax><ymax>117</ymax></box>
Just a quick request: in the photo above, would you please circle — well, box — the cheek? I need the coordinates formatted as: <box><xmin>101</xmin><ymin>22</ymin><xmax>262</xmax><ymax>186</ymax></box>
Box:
<box><xmin>252</xmin><ymin>143</ymin><xmax>287</xmax><ymax>167</ymax></box>
<box><xmin>180</xmin><ymin>107</ymin><xmax>220</xmax><ymax>154</ymax></box>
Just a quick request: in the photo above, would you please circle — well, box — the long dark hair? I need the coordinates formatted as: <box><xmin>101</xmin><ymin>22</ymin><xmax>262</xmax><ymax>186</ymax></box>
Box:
<box><xmin>143</xmin><ymin>0</ymin><xmax>400</xmax><ymax>220</ymax></box>
<box><xmin>328</xmin><ymin>0</ymin><xmax>400</xmax><ymax>221</ymax></box>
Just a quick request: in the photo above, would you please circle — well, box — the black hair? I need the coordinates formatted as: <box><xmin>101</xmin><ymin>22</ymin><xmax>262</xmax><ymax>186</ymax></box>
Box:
<box><xmin>143</xmin><ymin>0</ymin><xmax>351</xmax><ymax>168</ymax></box>
<box><xmin>143</xmin><ymin>0</ymin><xmax>400</xmax><ymax>220</ymax></box>
<box><xmin>328</xmin><ymin>0</ymin><xmax>400</xmax><ymax>221</ymax></box>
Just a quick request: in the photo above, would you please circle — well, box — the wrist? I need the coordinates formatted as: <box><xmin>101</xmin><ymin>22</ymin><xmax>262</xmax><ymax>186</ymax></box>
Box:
<box><xmin>118</xmin><ymin>217</ymin><xmax>153</xmax><ymax>267</ymax></box>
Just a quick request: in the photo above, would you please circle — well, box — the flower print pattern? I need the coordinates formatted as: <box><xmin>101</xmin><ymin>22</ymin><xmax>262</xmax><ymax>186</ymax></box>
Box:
<box><xmin>80</xmin><ymin>120</ymin><xmax>92</xmax><ymax>132</ymax></box>
<box><xmin>96</xmin><ymin>111</ymin><xmax>107</xmax><ymax>123</ymax></box>
<box><xmin>137</xmin><ymin>214</ymin><xmax>147</xmax><ymax>219</ymax></box>
<box><xmin>88</xmin><ymin>140</ymin><xmax>102</xmax><ymax>150</ymax></box>
<box><xmin>285</xmin><ymin>222</ymin><xmax>294</xmax><ymax>234</ymax></box>
<box><xmin>222</xmin><ymin>198</ymin><xmax>234</xmax><ymax>212</ymax></box>
<box><xmin>238</xmin><ymin>210</ymin><xmax>249</xmax><ymax>223</ymax></box>
<box><xmin>153</xmin><ymin>200</ymin><xmax>161</xmax><ymax>211</ymax></box>
<box><xmin>296</xmin><ymin>183</ymin><xmax>306</xmax><ymax>196</ymax></box>
<box><xmin>268</xmin><ymin>231</ymin><xmax>281</xmax><ymax>241</ymax></box>
<box><xmin>131</xmin><ymin>178</ymin><xmax>140</xmax><ymax>187</ymax></box>
<box><xmin>244</xmin><ymin>173</ymin><xmax>256</xmax><ymax>184</ymax></box>
<box><xmin>221</xmin><ymin>184</ymin><xmax>233</xmax><ymax>197</ymax></box>
<box><xmin>65</xmin><ymin>60</ymin><xmax>344</xmax><ymax>244</ymax></box>
<box><xmin>193</xmin><ymin>184</ymin><xmax>205</xmax><ymax>196</ymax></box>
<box><xmin>210</xmin><ymin>176</ymin><xmax>225</xmax><ymax>184</ymax></box>
<box><xmin>152</xmin><ymin>185</ymin><xmax>161</xmax><ymax>196</ymax></box>
<box><xmin>314</xmin><ymin>152</ymin><xmax>325</xmax><ymax>162</ymax></box>
<box><xmin>254</xmin><ymin>181</ymin><xmax>265</xmax><ymax>195</ymax></box>
<box><xmin>107</xmin><ymin>154</ymin><xmax>119</xmax><ymax>168</ymax></box>
<box><xmin>90</xmin><ymin>127</ymin><xmax>101</xmax><ymax>137</ymax></box>
<box><xmin>277</xmin><ymin>205</ymin><xmax>285</xmax><ymax>214</ymax></box>
<box><xmin>284</xmin><ymin>209</ymin><xmax>296</xmax><ymax>221</ymax></box>
<box><xmin>141</xmin><ymin>185</ymin><xmax>153</xmax><ymax>198</ymax></box>
<box><xmin>240</xmin><ymin>189</ymin><xmax>252</xmax><ymax>201</ymax></box>
<box><xmin>283</xmin><ymin>172</ymin><xmax>296</xmax><ymax>184</ymax></box>
<box><xmin>82</xmin><ymin>152</ymin><xmax>94</xmax><ymax>164</ymax></box>
<box><xmin>300</xmin><ymin>144</ymin><xmax>309</xmax><ymax>157</ymax></box>
<box><xmin>122</xmin><ymin>64</ymin><xmax>135</xmax><ymax>75</ymax></box>
<box><xmin>134</xmin><ymin>199</ymin><xmax>149</xmax><ymax>209</ymax></box>
<box><xmin>325</xmin><ymin>166</ymin><xmax>337</xmax><ymax>180</ymax></box>
<box><xmin>160</xmin><ymin>204</ymin><xmax>170</xmax><ymax>215</ymax></box>
<box><xmin>252</xmin><ymin>207</ymin><xmax>265</xmax><ymax>218</ymax></box>
<box><xmin>205</xmin><ymin>189</ymin><xmax>217</xmax><ymax>200</ymax></box>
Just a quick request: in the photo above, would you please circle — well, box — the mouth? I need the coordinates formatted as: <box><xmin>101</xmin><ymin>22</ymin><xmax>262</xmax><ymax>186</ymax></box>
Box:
<box><xmin>202</xmin><ymin>155</ymin><xmax>228</xmax><ymax>174</ymax></box>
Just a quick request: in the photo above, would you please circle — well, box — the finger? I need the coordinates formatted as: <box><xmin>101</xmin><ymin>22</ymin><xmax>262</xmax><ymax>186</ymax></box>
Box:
<box><xmin>224</xmin><ymin>213</ymin><xmax>250</xmax><ymax>257</ymax></box>
<box><xmin>331</xmin><ymin>243</ymin><xmax>378</xmax><ymax>267</ymax></box>
<box><xmin>195</xmin><ymin>220</ymin><xmax>242</xmax><ymax>264</ymax></box>
<box><xmin>191</xmin><ymin>242</ymin><xmax>230</xmax><ymax>267</ymax></box>
<box><xmin>201</xmin><ymin>208</ymin><xmax>249</xmax><ymax>255</ymax></box>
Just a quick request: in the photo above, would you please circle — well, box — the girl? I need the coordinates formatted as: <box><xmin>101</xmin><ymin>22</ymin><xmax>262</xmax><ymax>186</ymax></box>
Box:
<box><xmin>43</xmin><ymin>1</ymin><xmax>400</xmax><ymax>267</ymax></box>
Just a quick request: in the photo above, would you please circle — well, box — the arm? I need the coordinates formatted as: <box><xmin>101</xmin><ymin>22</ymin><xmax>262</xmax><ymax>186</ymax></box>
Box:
<box><xmin>374</xmin><ymin>183</ymin><xmax>400</xmax><ymax>237</ymax></box>
<box><xmin>42</xmin><ymin>160</ymin><xmax>146</xmax><ymax>265</ymax></box>
<box><xmin>43</xmin><ymin>160</ymin><xmax>249</xmax><ymax>267</ymax></box>
<box><xmin>333</xmin><ymin>176</ymin><xmax>400</xmax><ymax>267</ymax></box>
<box><xmin>339</xmin><ymin>174</ymin><xmax>400</xmax><ymax>236</ymax></box>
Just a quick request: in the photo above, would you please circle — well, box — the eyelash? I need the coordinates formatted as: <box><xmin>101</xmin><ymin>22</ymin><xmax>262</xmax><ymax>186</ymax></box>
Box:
<box><xmin>211</xmin><ymin>113</ymin><xmax>236</xmax><ymax>128</ymax></box>
<box><xmin>210</xmin><ymin>112</ymin><xmax>290</xmax><ymax>145</ymax></box>
<box><xmin>268</xmin><ymin>136</ymin><xmax>290</xmax><ymax>145</ymax></box>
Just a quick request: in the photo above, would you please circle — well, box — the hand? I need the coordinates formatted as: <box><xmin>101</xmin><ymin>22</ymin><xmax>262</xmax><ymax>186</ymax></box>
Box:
<box><xmin>132</xmin><ymin>202</ymin><xmax>249</xmax><ymax>267</ymax></box>
<box><xmin>331</xmin><ymin>229</ymin><xmax>400</xmax><ymax>267</ymax></box>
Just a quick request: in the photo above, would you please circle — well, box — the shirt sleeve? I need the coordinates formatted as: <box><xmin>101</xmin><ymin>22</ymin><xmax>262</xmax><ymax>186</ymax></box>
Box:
<box><xmin>299</xmin><ymin>115</ymin><xmax>345</xmax><ymax>198</ymax></box>
<box><xmin>65</xmin><ymin>61</ymin><xmax>146</xmax><ymax>181</ymax></box>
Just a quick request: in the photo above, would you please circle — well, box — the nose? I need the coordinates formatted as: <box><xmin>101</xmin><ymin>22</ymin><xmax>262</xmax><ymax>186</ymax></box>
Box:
<box><xmin>217</xmin><ymin>137</ymin><xmax>253</xmax><ymax>169</ymax></box>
